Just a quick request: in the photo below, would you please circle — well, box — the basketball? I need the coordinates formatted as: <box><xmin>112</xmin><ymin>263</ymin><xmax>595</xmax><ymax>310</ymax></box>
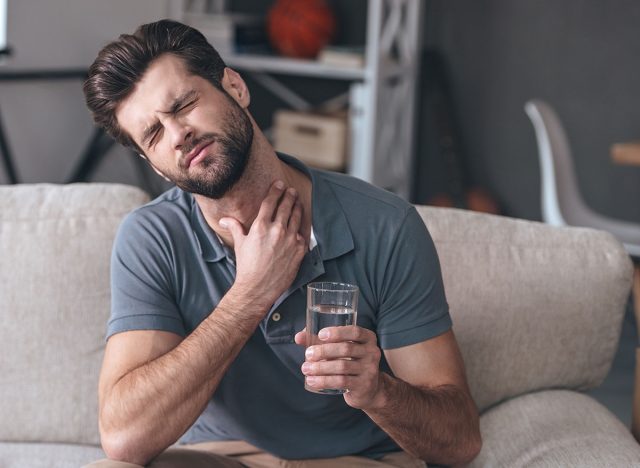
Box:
<box><xmin>267</xmin><ymin>0</ymin><xmax>336</xmax><ymax>59</ymax></box>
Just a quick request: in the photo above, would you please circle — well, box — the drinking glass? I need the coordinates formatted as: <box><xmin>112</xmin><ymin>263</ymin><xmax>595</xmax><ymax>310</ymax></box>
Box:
<box><xmin>305</xmin><ymin>282</ymin><xmax>359</xmax><ymax>394</ymax></box>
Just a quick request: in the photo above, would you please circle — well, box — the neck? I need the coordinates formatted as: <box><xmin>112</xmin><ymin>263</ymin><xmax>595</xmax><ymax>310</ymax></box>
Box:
<box><xmin>194</xmin><ymin>126</ymin><xmax>312</xmax><ymax>248</ymax></box>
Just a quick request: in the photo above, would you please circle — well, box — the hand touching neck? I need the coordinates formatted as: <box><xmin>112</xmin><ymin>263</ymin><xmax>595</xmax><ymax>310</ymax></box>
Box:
<box><xmin>195</xmin><ymin>145</ymin><xmax>312</xmax><ymax>249</ymax></box>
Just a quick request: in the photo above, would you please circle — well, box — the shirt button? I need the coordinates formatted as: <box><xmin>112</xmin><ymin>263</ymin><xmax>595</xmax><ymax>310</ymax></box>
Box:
<box><xmin>272</xmin><ymin>312</ymin><xmax>281</xmax><ymax>322</ymax></box>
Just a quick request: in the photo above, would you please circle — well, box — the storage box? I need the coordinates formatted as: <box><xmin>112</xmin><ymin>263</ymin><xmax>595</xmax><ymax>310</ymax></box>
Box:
<box><xmin>273</xmin><ymin>110</ymin><xmax>348</xmax><ymax>171</ymax></box>
<box><xmin>183</xmin><ymin>13</ymin><xmax>268</xmax><ymax>57</ymax></box>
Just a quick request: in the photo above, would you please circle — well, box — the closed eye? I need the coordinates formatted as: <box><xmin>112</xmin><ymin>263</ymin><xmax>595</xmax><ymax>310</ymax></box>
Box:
<box><xmin>141</xmin><ymin>122</ymin><xmax>162</xmax><ymax>150</ymax></box>
<box><xmin>168</xmin><ymin>91</ymin><xmax>199</xmax><ymax>115</ymax></box>
<box><xmin>148</xmin><ymin>128</ymin><xmax>162</xmax><ymax>147</ymax></box>
<box><xmin>177</xmin><ymin>99</ymin><xmax>197</xmax><ymax>113</ymax></box>
<box><xmin>143</xmin><ymin>92</ymin><xmax>199</xmax><ymax>148</ymax></box>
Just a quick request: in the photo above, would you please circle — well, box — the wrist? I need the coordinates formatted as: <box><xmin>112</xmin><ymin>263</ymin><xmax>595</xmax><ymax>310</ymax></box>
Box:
<box><xmin>365</xmin><ymin>372</ymin><xmax>393</xmax><ymax>412</ymax></box>
<box><xmin>225</xmin><ymin>282</ymin><xmax>274</xmax><ymax>316</ymax></box>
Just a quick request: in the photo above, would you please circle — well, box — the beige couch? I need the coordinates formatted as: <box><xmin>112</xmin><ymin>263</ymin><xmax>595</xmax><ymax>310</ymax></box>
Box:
<box><xmin>1</xmin><ymin>183</ymin><xmax>639</xmax><ymax>467</ymax></box>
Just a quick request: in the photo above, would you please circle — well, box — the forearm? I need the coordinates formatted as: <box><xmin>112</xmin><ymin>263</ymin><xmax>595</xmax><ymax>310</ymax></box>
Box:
<box><xmin>365</xmin><ymin>373</ymin><xmax>481</xmax><ymax>466</ymax></box>
<box><xmin>100</xmin><ymin>285</ymin><xmax>269</xmax><ymax>464</ymax></box>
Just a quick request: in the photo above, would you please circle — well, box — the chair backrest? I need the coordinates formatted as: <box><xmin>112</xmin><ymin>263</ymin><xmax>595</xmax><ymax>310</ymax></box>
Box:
<box><xmin>0</xmin><ymin>183</ymin><xmax>149</xmax><ymax>446</ymax></box>
<box><xmin>416</xmin><ymin>205</ymin><xmax>632</xmax><ymax>412</ymax></box>
<box><xmin>524</xmin><ymin>99</ymin><xmax>589</xmax><ymax>226</ymax></box>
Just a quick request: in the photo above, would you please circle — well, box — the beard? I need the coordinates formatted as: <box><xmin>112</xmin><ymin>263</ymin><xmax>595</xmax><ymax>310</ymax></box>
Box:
<box><xmin>168</xmin><ymin>96</ymin><xmax>254</xmax><ymax>199</ymax></box>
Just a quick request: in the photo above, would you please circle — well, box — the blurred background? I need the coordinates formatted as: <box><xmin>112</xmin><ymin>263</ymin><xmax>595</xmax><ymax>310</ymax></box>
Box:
<box><xmin>1</xmin><ymin>0</ymin><xmax>639</xmax><ymax>224</ymax></box>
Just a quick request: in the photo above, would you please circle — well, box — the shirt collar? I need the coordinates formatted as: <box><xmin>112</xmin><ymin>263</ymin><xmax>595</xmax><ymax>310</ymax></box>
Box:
<box><xmin>189</xmin><ymin>153</ymin><xmax>354</xmax><ymax>262</ymax></box>
<box><xmin>190</xmin><ymin>196</ymin><xmax>227</xmax><ymax>262</ymax></box>
<box><xmin>283</xmin><ymin>153</ymin><xmax>354</xmax><ymax>261</ymax></box>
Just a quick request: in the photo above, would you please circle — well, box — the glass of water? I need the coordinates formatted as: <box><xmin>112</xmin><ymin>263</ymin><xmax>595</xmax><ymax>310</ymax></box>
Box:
<box><xmin>305</xmin><ymin>282</ymin><xmax>359</xmax><ymax>394</ymax></box>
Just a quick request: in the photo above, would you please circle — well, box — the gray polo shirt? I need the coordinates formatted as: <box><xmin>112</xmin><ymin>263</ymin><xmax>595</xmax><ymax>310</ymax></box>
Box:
<box><xmin>109</xmin><ymin>154</ymin><xmax>451</xmax><ymax>460</ymax></box>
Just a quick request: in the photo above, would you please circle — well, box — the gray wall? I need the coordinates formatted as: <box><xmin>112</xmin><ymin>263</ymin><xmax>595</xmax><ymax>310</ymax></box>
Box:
<box><xmin>419</xmin><ymin>0</ymin><xmax>640</xmax><ymax>221</ymax></box>
<box><xmin>0</xmin><ymin>0</ymin><xmax>173</xmax><ymax>186</ymax></box>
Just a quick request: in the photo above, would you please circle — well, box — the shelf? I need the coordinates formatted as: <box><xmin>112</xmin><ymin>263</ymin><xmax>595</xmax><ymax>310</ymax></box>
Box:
<box><xmin>196</xmin><ymin>0</ymin><xmax>424</xmax><ymax>198</ymax></box>
<box><xmin>223</xmin><ymin>53</ymin><xmax>366</xmax><ymax>80</ymax></box>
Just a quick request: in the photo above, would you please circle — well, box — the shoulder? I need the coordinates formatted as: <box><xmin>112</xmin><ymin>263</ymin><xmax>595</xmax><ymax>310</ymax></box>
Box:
<box><xmin>116</xmin><ymin>187</ymin><xmax>194</xmax><ymax>246</ymax></box>
<box><xmin>314</xmin><ymin>169</ymin><xmax>412</xmax><ymax>221</ymax></box>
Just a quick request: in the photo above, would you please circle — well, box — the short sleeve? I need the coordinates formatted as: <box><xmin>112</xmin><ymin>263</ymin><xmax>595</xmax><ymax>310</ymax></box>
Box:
<box><xmin>108</xmin><ymin>210</ymin><xmax>186</xmax><ymax>340</ymax></box>
<box><xmin>375</xmin><ymin>206</ymin><xmax>451</xmax><ymax>349</ymax></box>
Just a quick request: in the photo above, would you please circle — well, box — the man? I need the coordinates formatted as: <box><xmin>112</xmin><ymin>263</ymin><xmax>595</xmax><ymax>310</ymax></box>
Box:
<box><xmin>83</xmin><ymin>19</ymin><xmax>481</xmax><ymax>468</ymax></box>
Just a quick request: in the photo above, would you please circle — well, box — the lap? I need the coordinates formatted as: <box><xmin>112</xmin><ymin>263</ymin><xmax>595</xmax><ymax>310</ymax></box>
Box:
<box><xmin>82</xmin><ymin>445</ymin><xmax>244</xmax><ymax>468</ymax></box>
<box><xmin>84</xmin><ymin>440</ymin><xmax>427</xmax><ymax>468</ymax></box>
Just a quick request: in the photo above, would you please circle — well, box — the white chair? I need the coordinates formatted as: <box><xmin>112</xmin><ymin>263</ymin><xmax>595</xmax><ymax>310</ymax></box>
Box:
<box><xmin>524</xmin><ymin>99</ymin><xmax>640</xmax><ymax>257</ymax></box>
<box><xmin>525</xmin><ymin>98</ymin><xmax>640</xmax><ymax>440</ymax></box>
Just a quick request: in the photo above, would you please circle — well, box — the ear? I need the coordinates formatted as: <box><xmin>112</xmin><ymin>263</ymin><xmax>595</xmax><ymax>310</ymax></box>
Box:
<box><xmin>140</xmin><ymin>153</ymin><xmax>171</xmax><ymax>182</ymax></box>
<box><xmin>221</xmin><ymin>67</ymin><xmax>251</xmax><ymax>109</ymax></box>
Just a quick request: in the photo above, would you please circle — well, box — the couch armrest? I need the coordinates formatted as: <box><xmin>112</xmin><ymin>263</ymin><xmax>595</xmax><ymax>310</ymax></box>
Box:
<box><xmin>469</xmin><ymin>390</ymin><xmax>640</xmax><ymax>467</ymax></box>
<box><xmin>0</xmin><ymin>183</ymin><xmax>150</xmax><ymax>446</ymax></box>
<box><xmin>415</xmin><ymin>206</ymin><xmax>633</xmax><ymax>411</ymax></box>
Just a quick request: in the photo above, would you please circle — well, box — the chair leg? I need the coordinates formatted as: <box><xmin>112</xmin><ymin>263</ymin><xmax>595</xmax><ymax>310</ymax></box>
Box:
<box><xmin>0</xmin><ymin>108</ymin><xmax>20</xmax><ymax>183</ymax></box>
<box><xmin>634</xmin><ymin>348</ymin><xmax>640</xmax><ymax>441</ymax></box>
<box><xmin>632</xmin><ymin>266</ymin><xmax>640</xmax><ymax>442</ymax></box>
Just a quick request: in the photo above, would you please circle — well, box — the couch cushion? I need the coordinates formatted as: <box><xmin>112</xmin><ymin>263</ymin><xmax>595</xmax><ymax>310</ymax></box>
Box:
<box><xmin>0</xmin><ymin>442</ymin><xmax>105</xmax><ymax>468</ymax></box>
<box><xmin>416</xmin><ymin>206</ymin><xmax>633</xmax><ymax>411</ymax></box>
<box><xmin>0</xmin><ymin>184</ymin><xmax>149</xmax><ymax>445</ymax></box>
<box><xmin>469</xmin><ymin>390</ymin><xmax>640</xmax><ymax>467</ymax></box>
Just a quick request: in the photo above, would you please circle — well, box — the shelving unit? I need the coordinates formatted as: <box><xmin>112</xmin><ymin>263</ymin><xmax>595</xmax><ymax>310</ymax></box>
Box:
<box><xmin>175</xmin><ymin>0</ymin><xmax>423</xmax><ymax>199</ymax></box>
<box><xmin>224</xmin><ymin>54</ymin><xmax>365</xmax><ymax>81</ymax></box>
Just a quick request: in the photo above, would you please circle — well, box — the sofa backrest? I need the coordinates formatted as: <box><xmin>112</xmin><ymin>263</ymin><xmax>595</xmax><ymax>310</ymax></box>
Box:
<box><xmin>0</xmin><ymin>186</ymin><xmax>631</xmax><ymax>445</ymax></box>
<box><xmin>416</xmin><ymin>205</ymin><xmax>633</xmax><ymax>412</ymax></box>
<box><xmin>0</xmin><ymin>183</ymin><xmax>149</xmax><ymax>446</ymax></box>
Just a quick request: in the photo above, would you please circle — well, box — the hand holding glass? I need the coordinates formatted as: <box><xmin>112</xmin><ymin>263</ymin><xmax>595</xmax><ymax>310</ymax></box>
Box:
<box><xmin>305</xmin><ymin>282</ymin><xmax>359</xmax><ymax>394</ymax></box>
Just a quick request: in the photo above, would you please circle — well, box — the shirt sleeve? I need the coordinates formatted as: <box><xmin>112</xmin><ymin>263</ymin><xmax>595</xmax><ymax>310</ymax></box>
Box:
<box><xmin>107</xmin><ymin>209</ymin><xmax>186</xmax><ymax>340</ymax></box>
<box><xmin>375</xmin><ymin>206</ymin><xmax>452</xmax><ymax>349</ymax></box>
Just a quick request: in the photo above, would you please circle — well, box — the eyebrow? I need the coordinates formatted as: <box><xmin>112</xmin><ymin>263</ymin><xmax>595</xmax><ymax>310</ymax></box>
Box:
<box><xmin>140</xmin><ymin>90</ymin><xmax>199</xmax><ymax>148</ymax></box>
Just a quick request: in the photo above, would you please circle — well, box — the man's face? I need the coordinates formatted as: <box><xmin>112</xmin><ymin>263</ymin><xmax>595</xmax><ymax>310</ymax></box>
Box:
<box><xmin>115</xmin><ymin>54</ymin><xmax>254</xmax><ymax>199</ymax></box>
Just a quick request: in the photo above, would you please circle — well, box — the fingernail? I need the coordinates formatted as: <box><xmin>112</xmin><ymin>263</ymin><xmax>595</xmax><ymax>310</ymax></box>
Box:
<box><xmin>306</xmin><ymin>377</ymin><xmax>317</xmax><ymax>385</ymax></box>
<box><xmin>301</xmin><ymin>362</ymin><xmax>311</xmax><ymax>374</ymax></box>
<box><xmin>318</xmin><ymin>329</ymin><xmax>329</xmax><ymax>340</ymax></box>
<box><xmin>305</xmin><ymin>347</ymin><xmax>315</xmax><ymax>359</ymax></box>
<box><xmin>288</xmin><ymin>188</ymin><xmax>297</xmax><ymax>197</ymax></box>
<box><xmin>219</xmin><ymin>219</ymin><xmax>228</xmax><ymax>229</ymax></box>
<box><xmin>275</xmin><ymin>180</ymin><xmax>284</xmax><ymax>189</ymax></box>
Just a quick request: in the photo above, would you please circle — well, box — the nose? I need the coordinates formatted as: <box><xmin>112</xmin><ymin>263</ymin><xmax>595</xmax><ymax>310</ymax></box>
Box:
<box><xmin>164</xmin><ymin>117</ymin><xmax>194</xmax><ymax>151</ymax></box>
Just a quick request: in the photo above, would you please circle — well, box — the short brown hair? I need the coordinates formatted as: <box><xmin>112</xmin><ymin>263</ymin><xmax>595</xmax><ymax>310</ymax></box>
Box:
<box><xmin>83</xmin><ymin>19</ymin><xmax>226</xmax><ymax>151</ymax></box>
